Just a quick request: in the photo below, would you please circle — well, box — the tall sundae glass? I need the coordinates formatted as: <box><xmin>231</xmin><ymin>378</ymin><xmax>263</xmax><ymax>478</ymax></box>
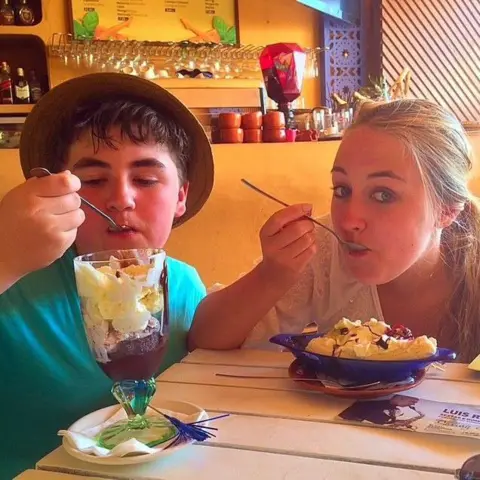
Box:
<box><xmin>74</xmin><ymin>248</ymin><xmax>177</xmax><ymax>449</ymax></box>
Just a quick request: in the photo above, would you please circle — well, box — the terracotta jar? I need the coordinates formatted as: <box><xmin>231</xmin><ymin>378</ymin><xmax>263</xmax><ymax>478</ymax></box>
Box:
<box><xmin>241</xmin><ymin>111</ymin><xmax>263</xmax><ymax>129</ymax></box>
<box><xmin>243</xmin><ymin>129</ymin><xmax>262</xmax><ymax>143</ymax></box>
<box><xmin>218</xmin><ymin>112</ymin><xmax>241</xmax><ymax>129</ymax></box>
<box><xmin>263</xmin><ymin>111</ymin><xmax>286</xmax><ymax>129</ymax></box>
<box><xmin>262</xmin><ymin>127</ymin><xmax>286</xmax><ymax>143</ymax></box>
<box><xmin>219</xmin><ymin>128</ymin><xmax>244</xmax><ymax>143</ymax></box>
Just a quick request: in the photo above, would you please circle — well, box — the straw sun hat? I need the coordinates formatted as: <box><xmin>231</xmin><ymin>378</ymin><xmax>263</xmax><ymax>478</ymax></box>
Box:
<box><xmin>19</xmin><ymin>73</ymin><xmax>214</xmax><ymax>227</ymax></box>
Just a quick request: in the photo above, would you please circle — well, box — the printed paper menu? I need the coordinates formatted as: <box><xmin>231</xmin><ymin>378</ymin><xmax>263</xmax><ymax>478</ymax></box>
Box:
<box><xmin>338</xmin><ymin>395</ymin><xmax>480</xmax><ymax>440</ymax></box>
<box><xmin>70</xmin><ymin>0</ymin><xmax>238</xmax><ymax>43</ymax></box>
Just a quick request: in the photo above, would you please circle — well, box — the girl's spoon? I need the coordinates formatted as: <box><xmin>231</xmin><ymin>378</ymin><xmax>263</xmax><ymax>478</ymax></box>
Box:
<box><xmin>241</xmin><ymin>179</ymin><xmax>367</xmax><ymax>252</ymax></box>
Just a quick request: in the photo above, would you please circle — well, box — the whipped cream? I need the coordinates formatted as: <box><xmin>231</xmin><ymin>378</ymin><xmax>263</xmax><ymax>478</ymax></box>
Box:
<box><xmin>306</xmin><ymin>317</ymin><xmax>437</xmax><ymax>360</ymax></box>
<box><xmin>74</xmin><ymin>252</ymin><xmax>166</xmax><ymax>362</ymax></box>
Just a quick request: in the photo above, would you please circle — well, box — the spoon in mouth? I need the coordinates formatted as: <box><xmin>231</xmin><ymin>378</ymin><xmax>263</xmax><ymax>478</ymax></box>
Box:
<box><xmin>241</xmin><ymin>179</ymin><xmax>367</xmax><ymax>252</ymax></box>
<box><xmin>30</xmin><ymin>167</ymin><xmax>127</xmax><ymax>233</ymax></box>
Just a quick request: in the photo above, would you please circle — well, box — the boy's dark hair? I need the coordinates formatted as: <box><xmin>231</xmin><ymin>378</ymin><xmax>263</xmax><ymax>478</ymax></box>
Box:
<box><xmin>53</xmin><ymin>98</ymin><xmax>190</xmax><ymax>184</ymax></box>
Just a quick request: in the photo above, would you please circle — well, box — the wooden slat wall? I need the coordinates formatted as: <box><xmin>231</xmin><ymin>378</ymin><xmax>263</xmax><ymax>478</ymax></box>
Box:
<box><xmin>381</xmin><ymin>0</ymin><xmax>480</xmax><ymax>122</ymax></box>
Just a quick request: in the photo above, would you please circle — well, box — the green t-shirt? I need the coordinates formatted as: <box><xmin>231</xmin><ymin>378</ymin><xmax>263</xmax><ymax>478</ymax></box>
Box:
<box><xmin>0</xmin><ymin>249</ymin><xmax>206</xmax><ymax>479</ymax></box>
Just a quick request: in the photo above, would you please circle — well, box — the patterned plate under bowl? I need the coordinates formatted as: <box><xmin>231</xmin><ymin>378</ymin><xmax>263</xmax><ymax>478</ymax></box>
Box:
<box><xmin>288</xmin><ymin>359</ymin><xmax>426</xmax><ymax>399</ymax></box>
<box><xmin>270</xmin><ymin>332</ymin><xmax>456</xmax><ymax>383</ymax></box>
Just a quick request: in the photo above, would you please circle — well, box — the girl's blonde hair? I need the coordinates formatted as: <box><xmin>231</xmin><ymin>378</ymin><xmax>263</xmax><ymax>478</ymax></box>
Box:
<box><xmin>353</xmin><ymin>99</ymin><xmax>479</xmax><ymax>362</ymax></box>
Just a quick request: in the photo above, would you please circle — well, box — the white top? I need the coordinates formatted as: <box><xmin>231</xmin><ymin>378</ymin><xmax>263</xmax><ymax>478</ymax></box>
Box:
<box><xmin>243</xmin><ymin>217</ymin><xmax>384</xmax><ymax>349</ymax></box>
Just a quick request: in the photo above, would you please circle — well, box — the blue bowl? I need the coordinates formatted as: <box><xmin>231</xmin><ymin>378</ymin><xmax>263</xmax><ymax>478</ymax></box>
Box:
<box><xmin>270</xmin><ymin>332</ymin><xmax>457</xmax><ymax>383</ymax></box>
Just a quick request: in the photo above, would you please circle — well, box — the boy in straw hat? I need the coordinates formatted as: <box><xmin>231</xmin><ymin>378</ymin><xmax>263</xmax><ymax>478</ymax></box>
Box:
<box><xmin>0</xmin><ymin>73</ymin><xmax>213</xmax><ymax>478</ymax></box>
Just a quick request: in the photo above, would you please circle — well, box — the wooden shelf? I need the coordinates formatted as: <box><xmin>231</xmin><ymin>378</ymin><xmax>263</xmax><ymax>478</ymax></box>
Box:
<box><xmin>152</xmin><ymin>78</ymin><xmax>262</xmax><ymax>89</ymax></box>
<box><xmin>0</xmin><ymin>104</ymin><xmax>33</xmax><ymax>115</ymax></box>
<box><xmin>49</xmin><ymin>64</ymin><xmax>262</xmax><ymax>90</ymax></box>
<box><xmin>0</xmin><ymin>24</ymin><xmax>43</xmax><ymax>34</ymax></box>
<box><xmin>153</xmin><ymin>78</ymin><xmax>263</xmax><ymax>109</ymax></box>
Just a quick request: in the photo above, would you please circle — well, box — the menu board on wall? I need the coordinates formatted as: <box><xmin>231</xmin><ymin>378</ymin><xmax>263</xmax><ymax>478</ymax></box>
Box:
<box><xmin>69</xmin><ymin>0</ymin><xmax>238</xmax><ymax>44</ymax></box>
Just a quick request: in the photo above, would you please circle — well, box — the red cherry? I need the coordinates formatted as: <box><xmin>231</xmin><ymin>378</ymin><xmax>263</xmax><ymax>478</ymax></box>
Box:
<box><xmin>387</xmin><ymin>324</ymin><xmax>413</xmax><ymax>340</ymax></box>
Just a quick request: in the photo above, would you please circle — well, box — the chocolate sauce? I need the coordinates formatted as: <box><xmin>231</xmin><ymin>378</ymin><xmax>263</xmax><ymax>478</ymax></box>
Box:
<box><xmin>366</xmin><ymin>324</ymin><xmax>383</xmax><ymax>339</ymax></box>
<box><xmin>376</xmin><ymin>336</ymin><xmax>390</xmax><ymax>350</ymax></box>
<box><xmin>99</xmin><ymin>333</ymin><xmax>167</xmax><ymax>381</ymax></box>
<box><xmin>99</xmin><ymin>264</ymin><xmax>170</xmax><ymax>382</ymax></box>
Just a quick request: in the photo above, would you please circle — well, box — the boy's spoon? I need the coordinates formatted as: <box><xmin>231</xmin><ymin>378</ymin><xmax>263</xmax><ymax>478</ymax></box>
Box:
<box><xmin>30</xmin><ymin>167</ymin><xmax>126</xmax><ymax>232</ymax></box>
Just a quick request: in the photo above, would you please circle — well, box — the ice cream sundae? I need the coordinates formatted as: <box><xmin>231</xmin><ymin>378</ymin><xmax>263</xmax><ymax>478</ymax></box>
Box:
<box><xmin>306</xmin><ymin>318</ymin><xmax>437</xmax><ymax>360</ymax></box>
<box><xmin>74</xmin><ymin>249</ymin><xmax>167</xmax><ymax>381</ymax></box>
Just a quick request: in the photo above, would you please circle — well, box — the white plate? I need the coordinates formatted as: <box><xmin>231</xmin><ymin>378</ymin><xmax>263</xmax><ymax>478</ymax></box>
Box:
<box><xmin>62</xmin><ymin>399</ymin><xmax>208</xmax><ymax>466</ymax></box>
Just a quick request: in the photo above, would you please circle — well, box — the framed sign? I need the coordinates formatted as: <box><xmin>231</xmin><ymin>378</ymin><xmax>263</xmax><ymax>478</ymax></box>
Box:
<box><xmin>69</xmin><ymin>0</ymin><xmax>239</xmax><ymax>44</ymax></box>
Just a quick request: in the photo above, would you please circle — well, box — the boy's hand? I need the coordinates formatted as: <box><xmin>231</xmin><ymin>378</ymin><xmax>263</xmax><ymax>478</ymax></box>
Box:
<box><xmin>258</xmin><ymin>204</ymin><xmax>317</xmax><ymax>290</ymax></box>
<box><xmin>0</xmin><ymin>171</ymin><xmax>85</xmax><ymax>281</ymax></box>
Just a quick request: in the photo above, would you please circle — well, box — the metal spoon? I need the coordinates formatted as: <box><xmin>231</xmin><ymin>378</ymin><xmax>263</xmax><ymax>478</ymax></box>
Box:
<box><xmin>30</xmin><ymin>167</ymin><xmax>126</xmax><ymax>232</ymax></box>
<box><xmin>241</xmin><ymin>179</ymin><xmax>367</xmax><ymax>252</ymax></box>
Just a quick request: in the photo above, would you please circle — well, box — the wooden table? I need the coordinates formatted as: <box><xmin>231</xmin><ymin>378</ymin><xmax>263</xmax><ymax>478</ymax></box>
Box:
<box><xmin>32</xmin><ymin>349</ymin><xmax>480</xmax><ymax>479</ymax></box>
<box><xmin>15</xmin><ymin>472</ymin><xmax>108</xmax><ymax>480</ymax></box>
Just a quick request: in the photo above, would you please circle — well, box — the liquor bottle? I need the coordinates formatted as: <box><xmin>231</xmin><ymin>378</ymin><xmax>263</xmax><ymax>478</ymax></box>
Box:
<box><xmin>0</xmin><ymin>62</ymin><xmax>13</xmax><ymax>105</ymax></box>
<box><xmin>0</xmin><ymin>0</ymin><xmax>15</xmax><ymax>24</ymax></box>
<box><xmin>15</xmin><ymin>0</ymin><xmax>34</xmax><ymax>25</ymax></box>
<box><xmin>14</xmin><ymin>67</ymin><xmax>30</xmax><ymax>104</ymax></box>
<box><xmin>28</xmin><ymin>70</ymin><xmax>43</xmax><ymax>103</ymax></box>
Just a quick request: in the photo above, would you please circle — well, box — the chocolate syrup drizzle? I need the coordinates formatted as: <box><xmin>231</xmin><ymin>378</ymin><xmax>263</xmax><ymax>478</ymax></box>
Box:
<box><xmin>332</xmin><ymin>323</ymin><xmax>390</xmax><ymax>357</ymax></box>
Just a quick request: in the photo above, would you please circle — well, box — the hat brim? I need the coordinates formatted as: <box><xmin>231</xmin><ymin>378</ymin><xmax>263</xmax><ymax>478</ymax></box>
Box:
<box><xmin>19</xmin><ymin>73</ymin><xmax>214</xmax><ymax>227</ymax></box>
